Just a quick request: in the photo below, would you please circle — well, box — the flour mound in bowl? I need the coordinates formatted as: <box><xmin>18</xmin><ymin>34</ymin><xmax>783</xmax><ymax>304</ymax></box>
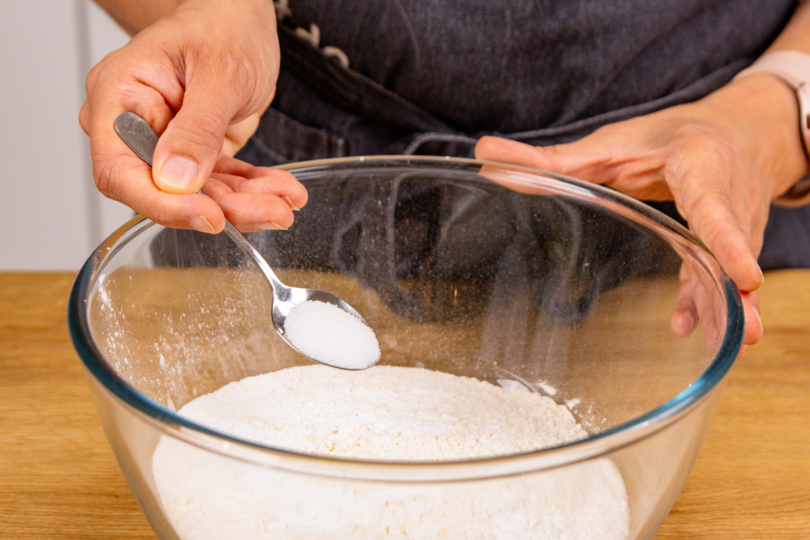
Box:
<box><xmin>173</xmin><ymin>364</ymin><xmax>585</xmax><ymax>460</ymax></box>
<box><xmin>153</xmin><ymin>365</ymin><xmax>630</xmax><ymax>539</ymax></box>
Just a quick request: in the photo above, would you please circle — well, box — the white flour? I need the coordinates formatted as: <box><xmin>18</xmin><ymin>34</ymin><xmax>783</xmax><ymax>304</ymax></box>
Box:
<box><xmin>153</xmin><ymin>365</ymin><xmax>630</xmax><ymax>539</ymax></box>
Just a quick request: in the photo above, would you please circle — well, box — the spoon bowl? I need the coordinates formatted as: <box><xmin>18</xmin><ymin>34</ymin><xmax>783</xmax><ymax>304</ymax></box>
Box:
<box><xmin>113</xmin><ymin>112</ymin><xmax>379</xmax><ymax>370</ymax></box>
<box><xmin>222</xmin><ymin>219</ymin><xmax>378</xmax><ymax>369</ymax></box>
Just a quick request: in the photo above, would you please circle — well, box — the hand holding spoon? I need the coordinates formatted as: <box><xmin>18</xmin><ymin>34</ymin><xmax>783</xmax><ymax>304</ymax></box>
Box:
<box><xmin>114</xmin><ymin>112</ymin><xmax>380</xmax><ymax>370</ymax></box>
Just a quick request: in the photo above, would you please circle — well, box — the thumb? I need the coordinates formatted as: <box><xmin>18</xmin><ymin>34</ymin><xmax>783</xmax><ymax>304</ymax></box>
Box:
<box><xmin>476</xmin><ymin>136</ymin><xmax>588</xmax><ymax>176</ymax></box>
<box><xmin>476</xmin><ymin>137</ymin><xmax>552</xmax><ymax>169</ymax></box>
<box><xmin>152</xmin><ymin>83</ymin><xmax>235</xmax><ymax>194</ymax></box>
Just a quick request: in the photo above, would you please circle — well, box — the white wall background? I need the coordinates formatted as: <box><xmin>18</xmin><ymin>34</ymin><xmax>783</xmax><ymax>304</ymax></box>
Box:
<box><xmin>0</xmin><ymin>1</ymin><xmax>133</xmax><ymax>270</ymax></box>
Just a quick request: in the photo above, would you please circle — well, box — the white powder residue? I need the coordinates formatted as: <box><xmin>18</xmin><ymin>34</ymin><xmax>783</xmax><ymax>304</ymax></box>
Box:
<box><xmin>496</xmin><ymin>378</ymin><xmax>532</xmax><ymax>392</ymax></box>
<box><xmin>284</xmin><ymin>300</ymin><xmax>381</xmax><ymax>370</ymax></box>
<box><xmin>537</xmin><ymin>379</ymin><xmax>558</xmax><ymax>396</ymax></box>
<box><xmin>153</xmin><ymin>365</ymin><xmax>630</xmax><ymax>539</ymax></box>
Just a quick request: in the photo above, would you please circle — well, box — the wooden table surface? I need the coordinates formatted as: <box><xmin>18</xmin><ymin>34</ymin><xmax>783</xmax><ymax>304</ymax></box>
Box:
<box><xmin>1</xmin><ymin>271</ymin><xmax>808</xmax><ymax>539</ymax></box>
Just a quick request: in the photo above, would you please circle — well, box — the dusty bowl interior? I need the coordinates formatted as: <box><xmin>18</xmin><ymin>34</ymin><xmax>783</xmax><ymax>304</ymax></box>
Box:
<box><xmin>69</xmin><ymin>156</ymin><xmax>743</xmax><ymax>540</ymax></box>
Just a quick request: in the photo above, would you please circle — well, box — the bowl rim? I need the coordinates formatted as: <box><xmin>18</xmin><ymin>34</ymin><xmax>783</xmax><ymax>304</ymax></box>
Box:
<box><xmin>67</xmin><ymin>156</ymin><xmax>744</xmax><ymax>481</ymax></box>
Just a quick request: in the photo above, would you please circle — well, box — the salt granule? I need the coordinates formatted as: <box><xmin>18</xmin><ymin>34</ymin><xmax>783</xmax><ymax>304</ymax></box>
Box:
<box><xmin>284</xmin><ymin>300</ymin><xmax>380</xmax><ymax>369</ymax></box>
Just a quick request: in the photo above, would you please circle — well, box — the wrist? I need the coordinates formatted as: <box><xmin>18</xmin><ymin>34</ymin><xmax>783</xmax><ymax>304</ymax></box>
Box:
<box><xmin>176</xmin><ymin>0</ymin><xmax>275</xmax><ymax>16</ymax></box>
<box><xmin>94</xmin><ymin>0</ymin><xmax>184</xmax><ymax>35</ymax></box>
<box><xmin>701</xmin><ymin>73</ymin><xmax>810</xmax><ymax>200</ymax></box>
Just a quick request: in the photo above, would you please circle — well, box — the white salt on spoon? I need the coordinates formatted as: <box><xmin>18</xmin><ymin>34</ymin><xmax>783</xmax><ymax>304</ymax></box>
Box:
<box><xmin>114</xmin><ymin>111</ymin><xmax>381</xmax><ymax>372</ymax></box>
<box><xmin>284</xmin><ymin>300</ymin><xmax>381</xmax><ymax>370</ymax></box>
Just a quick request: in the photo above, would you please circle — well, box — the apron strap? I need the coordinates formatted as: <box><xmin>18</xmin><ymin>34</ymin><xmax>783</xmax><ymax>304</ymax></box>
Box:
<box><xmin>278</xmin><ymin>25</ymin><xmax>454</xmax><ymax>136</ymax></box>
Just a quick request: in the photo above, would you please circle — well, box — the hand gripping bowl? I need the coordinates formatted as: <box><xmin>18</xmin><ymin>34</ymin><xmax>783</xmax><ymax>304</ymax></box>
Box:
<box><xmin>68</xmin><ymin>157</ymin><xmax>743</xmax><ymax>540</ymax></box>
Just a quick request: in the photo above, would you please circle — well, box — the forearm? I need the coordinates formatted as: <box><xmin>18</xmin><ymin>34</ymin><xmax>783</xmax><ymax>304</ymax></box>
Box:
<box><xmin>92</xmin><ymin>0</ymin><xmax>184</xmax><ymax>35</ymax></box>
<box><xmin>766</xmin><ymin>1</ymin><xmax>810</xmax><ymax>53</ymax></box>
<box><xmin>93</xmin><ymin>0</ymin><xmax>272</xmax><ymax>36</ymax></box>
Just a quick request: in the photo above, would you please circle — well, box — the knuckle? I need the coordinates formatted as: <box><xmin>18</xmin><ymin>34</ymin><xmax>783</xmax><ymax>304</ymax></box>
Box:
<box><xmin>171</xmin><ymin>113</ymin><xmax>225</xmax><ymax>152</ymax></box>
<box><xmin>704</xmin><ymin>137</ymin><xmax>737</xmax><ymax>166</ymax></box>
<box><xmin>85</xmin><ymin>62</ymin><xmax>103</xmax><ymax>96</ymax></box>
<box><xmin>78</xmin><ymin>103</ymin><xmax>90</xmax><ymax>134</ymax></box>
<box><xmin>676</xmin><ymin>127</ymin><xmax>737</xmax><ymax>163</ymax></box>
<box><xmin>140</xmin><ymin>189</ymin><xmax>177</xmax><ymax>228</ymax></box>
<box><xmin>93</xmin><ymin>157</ymin><xmax>119</xmax><ymax>201</ymax></box>
<box><xmin>151</xmin><ymin>206</ymin><xmax>175</xmax><ymax>228</ymax></box>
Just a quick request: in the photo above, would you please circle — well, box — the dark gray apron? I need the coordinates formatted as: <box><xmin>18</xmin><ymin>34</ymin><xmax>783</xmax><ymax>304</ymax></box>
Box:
<box><xmin>235</xmin><ymin>0</ymin><xmax>809</xmax><ymax>269</ymax></box>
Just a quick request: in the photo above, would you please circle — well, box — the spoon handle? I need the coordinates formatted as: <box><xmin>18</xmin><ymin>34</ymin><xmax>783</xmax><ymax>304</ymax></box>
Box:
<box><xmin>114</xmin><ymin>112</ymin><xmax>287</xmax><ymax>297</ymax></box>
<box><xmin>114</xmin><ymin>112</ymin><xmax>158</xmax><ymax>167</ymax></box>
<box><xmin>221</xmin><ymin>221</ymin><xmax>287</xmax><ymax>297</ymax></box>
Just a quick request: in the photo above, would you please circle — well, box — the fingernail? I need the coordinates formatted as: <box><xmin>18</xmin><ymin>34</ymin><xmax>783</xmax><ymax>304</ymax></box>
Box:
<box><xmin>753</xmin><ymin>305</ymin><xmax>763</xmax><ymax>333</ymax></box>
<box><xmin>684</xmin><ymin>310</ymin><xmax>695</xmax><ymax>332</ymax></box>
<box><xmin>158</xmin><ymin>156</ymin><xmax>198</xmax><ymax>190</ymax></box>
<box><xmin>283</xmin><ymin>195</ymin><xmax>301</xmax><ymax>211</ymax></box>
<box><xmin>257</xmin><ymin>221</ymin><xmax>288</xmax><ymax>231</ymax></box>
<box><xmin>190</xmin><ymin>216</ymin><xmax>215</xmax><ymax>234</ymax></box>
<box><xmin>758</xmin><ymin>266</ymin><xmax>764</xmax><ymax>285</ymax></box>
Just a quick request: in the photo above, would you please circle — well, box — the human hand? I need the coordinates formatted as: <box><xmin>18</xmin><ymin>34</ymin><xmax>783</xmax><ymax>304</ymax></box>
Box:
<box><xmin>477</xmin><ymin>162</ymin><xmax>748</xmax><ymax>355</ymax></box>
<box><xmin>476</xmin><ymin>75</ymin><xmax>809</xmax><ymax>346</ymax></box>
<box><xmin>671</xmin><ymin>255</ymin><xmax>752</xmax><ymax>357</ymax></box>
<box><xmin>79</xmin><ymin>0</ymin><xmax>307</xmax><ymax>233</ymax></box>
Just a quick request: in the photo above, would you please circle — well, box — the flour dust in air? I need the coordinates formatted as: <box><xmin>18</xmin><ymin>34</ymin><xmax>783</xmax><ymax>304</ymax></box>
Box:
<box><xmin>283</xmin><ymin>300</ymin><xmax>380</xmax><ymax>370</ymax></box>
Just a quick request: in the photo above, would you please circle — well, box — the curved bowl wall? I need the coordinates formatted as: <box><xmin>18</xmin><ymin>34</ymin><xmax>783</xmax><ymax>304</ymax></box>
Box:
<box><xmin>69</xmin><ymin>157</ymin><xmax>743</xmax><ymax>540</ymax></box>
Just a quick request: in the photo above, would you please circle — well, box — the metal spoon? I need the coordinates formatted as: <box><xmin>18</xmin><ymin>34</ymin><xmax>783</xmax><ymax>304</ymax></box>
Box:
<box><xmin>114</xmin><ymin>112</ymin><xmax>379</xmax><ymax>370</ymax></box>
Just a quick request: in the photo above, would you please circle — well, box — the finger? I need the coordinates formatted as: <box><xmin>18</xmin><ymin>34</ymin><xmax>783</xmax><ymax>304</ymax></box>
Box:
<box><xmin>740</xmin><ymin>290</ymin><xmax>763</xmax><ymax>345</ymax></box>
<box><xmin>684</xmin><ymin>194</ymin><xmax>763</xmax><ymax>292</ymax></box>
<box><xmin>81</xmin><ymin>61</ymin><xmax>107</xmax><ymax>136</ymax></box>
<box><xmin>670</xmin><ymin>260</ymin><xmax>746</xmax><ymax>356</ymax></box>
<box><xmin>221</xmin><ymin>93</ymin><xmax>274</xmax><ymax>156</ymax></box>
<box><xmin>204</xmin><ymin>174</ymin><xmax>294</xmax><ymax>231</ymax></box>
<box><xmin>214</xmin><ymin>154</ymin><xmax>258</xmax><ymax>177</ymax></box>
<box><xmin>216</xmin><ymin>168</ymin><xmax>307</xmax><ymax>207</ymax></box>
<box><xmin>214</xmin><ymin>156</ymin><xmax>309</xmax><ymax>210</ymax></box>
<box><xmin>671</xmin><ymin>144</ymin><xmax>767</xmax><ymax>293</ymax></box>
<box><xmin>671</xmin><ymin>286</ymin><xmax>699</xmax><ymax>338</ymax></box>
<box><xmin>87</xmin><ymin>55</ymin><xmax>179</xmax><ymax>134</ymax></box>
<box><xmin>475</xmin><ymin>138</ymin><xmax>600</xmax><ymax>197</ymax></box>
<box><xmin>689</xmin><ymin>271</ymin><xmax>722</xmax><ymax>353</ymax></box>
<box><xmin>79</xmin><ymin>100</ymin><xmax>91</xmax><ymax>135</ymax></box>
<box><xmin>476</xmin><ymin>137</ymin><xmax>562</xmax><ymax>171</ymax></box>
<box><xmin>152</xmin><ymin>60</ymin><xmax>243</xmax><ymax>195</ymax></box>
<box><xmin>85</xmin><ymin>72</ymin><xmax>231</xmax><ymax>233</ymax></box>
<box><xmin>87</xmin><ymin>94</ymin><xmax>175</xmax><ymax>177</ymax></box>
<box><xmin>477</xmin><ymin>135</ymin><xmax>609</xmax><ymax>179</ymax></box>
<box><xmin>671</xmin><ymin>261</ymin><xmax>701</xmax><ymax>338</ymax></box>
<box><xmin>688</xmin><ymin>264</ymin><xmax>757</xmax><ymax>351</ymax></box>
<box><xmin>477</xmin><ymin>136</ymin><xmax>674</xmax><ymax>200</ymax></box>
<box><xmin>222</xmin><ymin>110</ymin><xmax>264</xmax><ymax>157</ymax></box>
<box><xmin>476</xmin><ymin>163</ymin><xmax>562</xmax><ymax>197</ymax></box>
<box><xmin>95</xmin><ymin>145</ymin><xmax>225</xmax><ymax>233</ymax></box>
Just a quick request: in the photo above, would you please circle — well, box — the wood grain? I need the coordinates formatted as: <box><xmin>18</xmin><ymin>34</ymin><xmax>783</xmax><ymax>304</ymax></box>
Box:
<box><xmin>0</xmin><ymin>271</ymin><xmax>808</xmax><ymax>539</ymax></box>
<box><xmin>657</xmin><ymin>269</ymin><xmax>810</xmax><ymax>539</ymax></box>
<box><xmin>0</xmin><ymin>273</ymin><xmax>152</xmax><ymax>538</ymax></box>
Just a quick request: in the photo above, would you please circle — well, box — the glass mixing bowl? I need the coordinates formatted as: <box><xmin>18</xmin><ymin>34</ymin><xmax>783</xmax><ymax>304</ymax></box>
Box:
<box><xmin>68</xmin><ymin>156</ymin><xmax>743</xmax><ymax>540</ymax></box>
